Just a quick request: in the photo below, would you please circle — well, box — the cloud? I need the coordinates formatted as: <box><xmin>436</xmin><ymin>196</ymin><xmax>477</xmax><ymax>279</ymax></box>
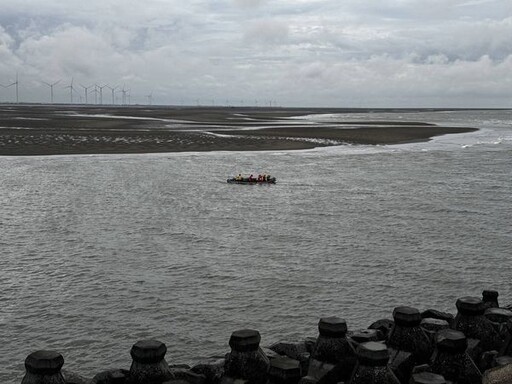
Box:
<box><xmin>0</xmin><ymin>0</ymin><xmax>511</xmax><ymax>106</ymax></box>
<box><xmin>243</xmin><ymin>20</ymin><xmax>289</xmax><ymax>45</ymax></box>
<box><xmin>233</xmin><ymin>0</ymin><xmax>266</xmax><ymax>8</ymax></box>
<box><xmin>17</xmin><ymin>26</ymin><xmax>112</xmax><ymax>78</ymax></box>
<box><xmin>0</xmin><ymin>25</ymin><xmax>15</xmax><ymax>52</ymax></box>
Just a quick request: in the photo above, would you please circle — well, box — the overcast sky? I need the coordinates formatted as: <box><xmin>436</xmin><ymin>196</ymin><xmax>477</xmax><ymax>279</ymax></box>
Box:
<box><xmin>0</xmin><ymin>0</ymin><xmax>511</xmax><ymax>107</ymax></box>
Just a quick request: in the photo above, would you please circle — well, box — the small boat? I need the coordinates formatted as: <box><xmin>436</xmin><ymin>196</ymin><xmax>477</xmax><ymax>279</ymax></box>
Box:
<box><xmin>227</xmin><ymin>177</ymin><xmax>276</xmax><ymax>184</ymax></box>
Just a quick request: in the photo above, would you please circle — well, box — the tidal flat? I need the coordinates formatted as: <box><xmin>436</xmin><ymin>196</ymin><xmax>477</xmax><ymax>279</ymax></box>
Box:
<box><xmin>0</xmin><ymin>104</ymin><xmax>477</xmax><ymax>155</ymax></box>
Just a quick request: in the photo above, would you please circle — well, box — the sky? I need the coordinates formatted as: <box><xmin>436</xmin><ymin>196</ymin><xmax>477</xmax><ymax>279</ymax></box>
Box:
<box><xmin>0</xmin><ymin>0</ymin><xmax>511</xmax><ymax>107</ymax></box>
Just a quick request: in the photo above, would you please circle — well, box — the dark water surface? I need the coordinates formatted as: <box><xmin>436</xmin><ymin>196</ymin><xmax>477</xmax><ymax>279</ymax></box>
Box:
<box><xmin>1</xmin><ymin>110</ymin><xmax>511</xmax><ymax>382</ymax></box>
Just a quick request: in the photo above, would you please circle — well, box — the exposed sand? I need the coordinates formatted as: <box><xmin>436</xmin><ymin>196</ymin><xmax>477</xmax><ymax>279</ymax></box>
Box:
<box><xmin>0</xmin><ymin>104</ymin><xmax>478</xmax><ymax>155</ymax></box>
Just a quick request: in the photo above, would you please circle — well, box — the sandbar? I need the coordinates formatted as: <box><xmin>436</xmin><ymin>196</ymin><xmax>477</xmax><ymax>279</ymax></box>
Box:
<box><xmin>0</xmin><ymin>104</ymin><xmax>478</xmax><ymax>155</ymax></box>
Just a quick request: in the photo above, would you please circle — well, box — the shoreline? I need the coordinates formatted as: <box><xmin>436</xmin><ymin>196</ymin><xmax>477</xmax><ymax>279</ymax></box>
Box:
<box><xmin>0</xmin><ymin>105</ymin><xmax>478</xmax><ymax>156</ymax></box>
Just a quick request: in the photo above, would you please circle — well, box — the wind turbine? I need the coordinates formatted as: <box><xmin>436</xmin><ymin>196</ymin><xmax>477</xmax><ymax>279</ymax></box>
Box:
<box><xmin>146</xmin><ymin>91</ymin><xmax>153</xmax><ymax>106</ymax></box>
<box><xmin>43</xmin><ymin>80</ymin><xmax>61</xmax><ymax>103</ymax></box>
<box><xmin>64</xmin><ymin>78</ymin><xmax>76</xmax><ymax>103</ymax></box>
<box><xmin>80</xmin><ymin>84</ymin><xmax>93</xmax><ymax>104</ymax></box>
<box><xmin>91</xmin><ymin>85</ymin><xmax>99</xmax><ymax>104</ymax></box>
<box><xmin>121</xmin><ymin>85</ymin><xmax>130</xmax><ymax>105</ymax></box>
<box><xmin>0</xmin><ymin>83</ymin><xmax>6</xmax><ymax>103</ymax></box>
<box><xmin>97</xmin><ymin>84</ymin><xmax>108</xmax><ymax>105</ymax></box>
<box><xmin>105</xmin><ymin>85</ymin><xmax>118</xmax><ymax>105</ymax></box>
<box><xmin>4</xmin><ymin>72</ymin><xmax>19</xmax><ymax>103</ymax></box>
<box><xmin>121</xmin><ymin>85</ymin><xmax>127</xmax><ymax>105</ymax></box>
<box><xmin>15</xmin><ymin>72</ymin><xmax>19</xmax><ymax>103</ymax></box>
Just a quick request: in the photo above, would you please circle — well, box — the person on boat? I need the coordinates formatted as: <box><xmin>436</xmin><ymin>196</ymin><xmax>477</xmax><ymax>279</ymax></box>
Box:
<box><xmin>266</xmin><ymin>174</ymin><xmax>271</xmax><ymax>181</ymax></box>
<box><xmin>248</xmin><ymin>174</ymin><xmax>255</xmax><ymax>182</ymax></box>
<box><xmin>257</xmin><ymin>174</ymin><xmax>263</xmax><ymax>181</ymax></box>
<box><xmin>235</xmin><ymin>173</ymin><xmax>242</xmax><ymax>181</ymax></box>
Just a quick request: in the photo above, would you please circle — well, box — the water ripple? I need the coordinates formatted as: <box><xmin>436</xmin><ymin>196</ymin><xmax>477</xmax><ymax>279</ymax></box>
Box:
<box><xmin>1</xmin><ymin>111</ymin><xmax>512</xmax><ymax>383</ymax></box>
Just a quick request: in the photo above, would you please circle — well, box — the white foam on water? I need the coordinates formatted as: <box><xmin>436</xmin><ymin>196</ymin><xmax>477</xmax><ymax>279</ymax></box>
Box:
<box><xmin>65</xmin><ymin>112</ymin><xmax>193</xmax><ymax>124</ymax></box>
<box><xmin>11</xmin><ymin>117</ymin><xmax>48</xmax><ymax>121</ymax></box>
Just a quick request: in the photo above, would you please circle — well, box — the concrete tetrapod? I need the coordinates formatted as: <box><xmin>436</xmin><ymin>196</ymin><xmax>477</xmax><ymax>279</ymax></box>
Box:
<box><xmin>430</xmin><ymin>329</ymin><xmax>481</xmax><ymax>384</ymax></box>
<box><xmin>128</xmin><ymin>339</ymin><xmax>174</xmax><ymax>384</ymax></box>
<box><xmin>453</xmin><ymin>296</ymin><xmax>501</xmax><ymax>353</ymax></box>
<box><xmin>21</xmin><ymin>350</ymin><xmax>66</xmax><ymax>384</ymax></box>
<box><xmin>347</xmin><ymin>342</ymin><xmax>400</xmax><ymax>384</ymax></box>
<box><xmin>387</xmin><ymin>306</ymin><xmax>433</xmax><ymax>383</ymax></box>
<box><xmin>388</xmin><ymin>306</ymin><xmax>432</xmax><ymax>363</ymax></box>
<box><xmin>222</xmin><ymin>329</ymin><xmax>270</xmax><ymax>384</ymax></box>
<box><xmin>306</xmin><ymin>317</ymin><xmax>356</xmax><ymax>384</ymax></box>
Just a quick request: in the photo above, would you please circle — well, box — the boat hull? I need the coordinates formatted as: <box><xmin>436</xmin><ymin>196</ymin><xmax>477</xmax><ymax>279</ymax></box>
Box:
<box><xmin>227</xmin><ymin>178</ymin><xmax>276</xmax><ymax>184</ymax></box>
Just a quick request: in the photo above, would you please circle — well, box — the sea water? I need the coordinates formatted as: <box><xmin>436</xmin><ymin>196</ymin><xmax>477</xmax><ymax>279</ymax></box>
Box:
<box><xmin>1</xmin><ymin>109</ymin><xmax>511</xmax><ymax>382</ymax></box>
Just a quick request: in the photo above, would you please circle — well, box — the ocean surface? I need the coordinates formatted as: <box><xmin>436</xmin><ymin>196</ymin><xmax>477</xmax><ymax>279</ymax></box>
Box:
<box><xmin>1</xmin><ymin>109</ymin><xmax>511</xmax><ymax>382</ymax></box>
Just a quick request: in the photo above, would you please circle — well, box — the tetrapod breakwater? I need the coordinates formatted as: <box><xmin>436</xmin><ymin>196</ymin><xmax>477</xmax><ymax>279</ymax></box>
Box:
<box><xmin>18</xmin><ymin>290</ymin><xmax>512</xmax><ymax>384</ymax></box>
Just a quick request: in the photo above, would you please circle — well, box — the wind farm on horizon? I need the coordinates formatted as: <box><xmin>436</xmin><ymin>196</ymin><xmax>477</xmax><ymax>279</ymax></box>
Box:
<box><xmin>0</xmin><ymin>73</ymin><xmax>280</xmax><ymax>108</ymax></box>
<box><xmin>2</xmin><ymin>74</ymin><xmax>136</xmax><ymax>106</ymax></box>
<box><xmin>0</xmin><ymin>71</ymin><xmax>161</xmax><ymax>107</ymax></box>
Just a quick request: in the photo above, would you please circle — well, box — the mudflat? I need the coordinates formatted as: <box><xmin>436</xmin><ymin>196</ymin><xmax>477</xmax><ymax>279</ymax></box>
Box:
<box><xmin>0</xmin><ymin>104</ymin><xmax>477</xmax><ymax>155</ymax></box>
